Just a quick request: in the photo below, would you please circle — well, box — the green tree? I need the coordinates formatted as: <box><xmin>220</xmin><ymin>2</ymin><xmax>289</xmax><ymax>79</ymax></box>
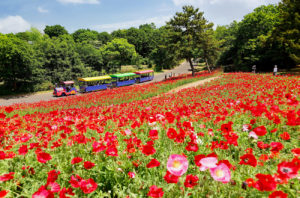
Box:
<box><xmin>76</xmin><ymin>42</ymin><xmax>103</xmax><ymax>73</ymax></box>
<box><xmin>44</xmin><ymin>25</ymin><xmax>68</xmax><ymax>38</ymax></box>
<box><xmin>97</xmin><ymin>32</ymin><xmax>112</xmax><ymax>45</ymax></box>
<box><xmin>271</xmin><ymin>0</ymin><xmax>300</xmax><ymax>66</ymax></box>
<box><xmin>217</xmin><ymin>4</ymin><xmax>280</xmax><ymax>71</ymax></box>
<box><xmin>100</xmin><ymin>38</ymin><xmax>139</xmax><ymax>73</ymax></box>
<box><xmin>167</xmin><ymin>5</ymin><xmax>214</xmax><ymax>75</ymax></box>
<box><xmin>35</xmin><ymin>34</ymin><xmax>95</xmax><ymax>83</ymax></box>
<box><xmin>150</xmin><ymin>26</ymin><xmax>180</xmax><ymax>71</ymax></box>
<box><xmin>0</xmin><ymin>35</ymin><xmax>38</xmax><ymax>91</ymax></box>
<box><xmin>72</xmin><ymin>29</ymin><xmax>98</xmax><ymax>43</ymax></box>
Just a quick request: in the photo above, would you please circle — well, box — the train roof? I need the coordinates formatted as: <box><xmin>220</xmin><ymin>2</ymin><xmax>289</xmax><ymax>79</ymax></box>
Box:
<box><xmin>134</xmin><ymin>70</ymin><xmax>154</xmax><ymax>74</ymax></box>
<box><xmin>110</xmin><ymin>73</ymin><xmax>136</xmax><ymax>78</ymax></box>
<box><xmin>78</xmin><ymin>75</ymin><xmax>112</xmax><ymax>82</ymax></box>
<box><xmin>61</xmin><ymin>81</ymin><xmax>75</xmax><ymax>85</ymax></box>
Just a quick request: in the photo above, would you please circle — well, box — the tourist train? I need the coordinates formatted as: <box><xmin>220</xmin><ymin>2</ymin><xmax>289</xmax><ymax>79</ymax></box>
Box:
<box><xmin>53</xmin><ymin>70</ymin><xmax>154</xmax><ymax>96</ymax></box>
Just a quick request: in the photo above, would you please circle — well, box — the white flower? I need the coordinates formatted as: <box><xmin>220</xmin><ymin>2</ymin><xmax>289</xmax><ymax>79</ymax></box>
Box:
<box><xmin>242</xmin><ymin>124</ymin><xmax>250</xmax><ymax>132</ymax></box>
<box><xmin>249</xmin><ymin>131</ymin><xmax>258</xmax><ymax>139</ymax></box>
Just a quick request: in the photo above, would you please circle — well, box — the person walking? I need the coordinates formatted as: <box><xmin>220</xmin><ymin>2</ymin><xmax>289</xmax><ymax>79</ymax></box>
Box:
<box><xmin>273</xmin><ymin>65</ymin><xmax>278</xmax><ymax>76</ymax></box>
<box><xmin>252</xmin><ymin>65</ymin><xmax>256</xmax><ymax>73</ymax></box>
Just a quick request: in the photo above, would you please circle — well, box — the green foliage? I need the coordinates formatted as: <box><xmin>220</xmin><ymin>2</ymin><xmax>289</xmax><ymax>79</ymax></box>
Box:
<box><xmin>0</xmin><ymin>34</ymin><xmax>38</xmax><ymax>91</ymax></box>
<box><xmin>34</xmin><ymin>34</ymin><xmax>93</xmax><ymax>83</ymax></box>
<box><xmin>217</xmin><ymin>4</ymin><xmax>282</xmax><ymax>71</ymax></box>
<box><xmin>72</xmin><ymin>29</ymin><xmax>98</xmax><ymax>43</ymax></box>
<box><xmin>75</xmin><ymin>41</ymin><xmax>103</xmax><ymax>72</ymax></box>
<box><xmin>97</xmin><ymin>32</ymin><xmax>112</xmax><ymax>45</ymax></box>
<box><xmin>270</xmin><ymin>0</ymin><xmax>300</xmax><ymax>65</ymax></box>
<box><xmin>100</xmin><ymin>38</ymin><xmax>139</xmax><ymax>72</ymax></box>
<box><xmin>44</xmin><ymin>25</ymin><xmax>68</xmax><ymax>38</ymax></box>
<box><xmin>150</xmin><ymin>26</ymin><xmax>180</xmax><ymax>71</ymax></box>
<box><xmin>167</xmin><ymin>5</ymin><xmax>215</xmax><ymax>74</ymax></box>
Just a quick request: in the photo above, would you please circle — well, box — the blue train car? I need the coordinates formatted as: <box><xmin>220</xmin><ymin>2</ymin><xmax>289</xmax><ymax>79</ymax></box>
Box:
<box><xmin>135</xmin><ymin>70</ymin><xmax>154</xmax><ymax>83</ymax></box>
<box><xmin>110</xmin><ymin>73</ymin><xmax>137</xmax><ymax>87</ymax></box>
<box><xmin>78</xmin><ymin>75</ymin><xmax>112</xmax><ymax>93</ymax></box>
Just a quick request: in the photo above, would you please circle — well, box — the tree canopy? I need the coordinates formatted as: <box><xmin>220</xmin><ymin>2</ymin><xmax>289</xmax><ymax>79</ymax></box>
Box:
<box><xmin>167</xmin><ymin>5</ymin><xmax>215</xmax><ymax>75</ymax></box>
<box><xmin>44</xmin><ymin>25</ymin><xmax>68</xmax><ymax>38</ymax></box>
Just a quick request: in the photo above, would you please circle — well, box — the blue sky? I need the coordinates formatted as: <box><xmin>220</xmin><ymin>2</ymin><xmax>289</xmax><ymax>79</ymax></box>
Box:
<box><xmin>0</xmin><ymin>0</ymin><xmax>281</xmax><ymax>34</ymax></box>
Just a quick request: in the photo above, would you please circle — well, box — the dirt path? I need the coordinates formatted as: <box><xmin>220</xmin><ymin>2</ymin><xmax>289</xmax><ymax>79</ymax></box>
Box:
<box><xmin>167</xmin><ymin>76</ymin><xmax>220</xmax><ymax>94</ymax></box>
<box><xmin>0</xmin><ymin>62</ymin><xmax>191</xmax><ymax>106</ymax></box>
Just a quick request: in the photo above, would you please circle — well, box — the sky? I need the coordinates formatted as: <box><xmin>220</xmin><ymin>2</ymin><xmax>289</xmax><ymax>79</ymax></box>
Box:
<box><xmin>0</xmin><ymin>0</ymin><xmax>281</xmax><ymax>34</ymax></box>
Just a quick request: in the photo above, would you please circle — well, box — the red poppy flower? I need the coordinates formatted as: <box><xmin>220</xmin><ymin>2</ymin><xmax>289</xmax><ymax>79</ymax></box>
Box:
<box><xmin>146</xmin><ymin>159</ymin><xmax>160</xmax><ymax>168</ymax></box>
<box><xmin>92</xmin><ymin>141</ymin><xmax>106</xmax><ymax>153</ymax></box>
<box><xmin>84</xmin><ymin>161</ymin><xmax>95</xmax><ymax>169</ymax></box>
<box><xmin>147</xmin><ymin>185</ymin><xmax>164</xmax><ymax>198</ymax></box>
<box><xmin>245</xmin><ymin>178</ymin><xmax>255</xmax><ymax>188</ymax></box>
<box><xmin>36</xmin><ymin>152</ymin><xmax>52</xmax><ymax>164</ymax></box>
<box><xmin>142</xmin><ymin>141</ymin><xmax>156</xmax><ymax>156</ymax></box>
<box><xmin>253</xmin><ymin>126</ymin><xmax>267</xmax><ymax>136</ymax></box>
<box><xmin>270</xmin><ymin>142</ymin><xmax>283</xmax><ymax>153</ymax></box>
<box><xmin>105</xmin><ymin>146</ymin><xmax>118</xmax><ymax>156</ymax></box>
<box><xmin>184</xmin><ymin>175</ymin><xmax>199</xmax><ymax>188</ymax></box>
<box><xmin>69</xmin><ymin>175</ymin><xmax>83</xmax><ymax>188</ymax></box>
<box><xmin>80</xmin><ymin>178</ymin><xmax>98</xmax><ymax>194</ymax></box>
<box><xmin>259</xmin><ymin>154</ymin><xmax>269</xmax><ymax>162</ymax></box>
<box><xmin>163</xmin><ymin>171</ymin><xmax>179</xmax><ymax>184</ymax></box>
<box><xmin>71</xmin><ymin>157</ymin><xmax>83</xmax><ymax>164</ymax></box>
<box><xmin>149</xmin><ymin>129</ymin><xmax>158</xmax><ymax>140</ymax></box>
<box><xmin>18</xmin><ymin>145</ymin><xmax>28</xmax><ymax>155</ymax></box>
<box><xmin>239</xmin><ymin>153</ymin><xmax>257</xmax><ymax>167</ymax></box>
<box><xmin>5</xmin><ymin>107</ymin><xmax>13</xmax><ymax>113</ymax></box>
<box><xmin>32</xmin><ymin>185</ymin><xmax>54</xmax><ymax>198</ymax></box>
<box><xmin>166</xmin><ymin>128</ymin><xmax>177</xmax><ymax>139</ymax></box>
<box><xmin>165</xmin><ymin>112</ymin><xmax>175</xmax><ymax>123</ymax></box>
<box><xmin>185</xmin><ymin>142</ymin><xmax>198</xmax><ymax>152</ymax></box>
<box><xmin>0</xmin><ymin>190</ymin><xmax>8</xmax><ymax>198</ymax></box>
<box><xmin>277</xmin><ymin>161</ymin><xmax>299</xmax><ymax>179</ymax></box>
<box><xmin>250</xmin><ymin>119</ymin><xmax>256</xmax><ymax>125</ymax></box>
<box><xmin>221</xmin><ymin>122</ymin><xmax>233</xmax><ymax>133</ymax></box>
<box><xmin>0</xmin><ymin>113</ymin><xmax>5</xmax><ymax>119</ymax></box>
<box><xmin>59</xmin><ymin>187</ymin><xmax>74</xmax><ymax>198</ymax></box>
<box><xmin>268</xmin><ymin>190</ymin><xmax>287</xmax><ymax>198</ymax></box>
<box><xmin>128</xmin><ymin>172</ymin><xmax>135</xmax><ymax>178</ymax></box>
<box><xmin>279</xmin><ymin>132</ymin><xmax>290</xmax><ymax>140</ymax></box>
<box><xmin>270</xmin><ymin>128</ymin><xmax>277</xmax><ymax>133</ymax></box>
<box><xmin>47</xmin><ymin>170</ymin><xmax>60</xmax><ymax>184</ymax></box>
<box><xmin>254</xmin><ymin>174</ymin><xmax>277</xmax><ymax>191</ymax></box>
<box><xmin>0</xmin><ymin>172</ymin><xmax>14</xmax><ymax>182</ymax></box>
<box><xmin>257</xmin><ymin>141</ymin><xmax>270</xmax><ymax>149</ymax></box>
<box><xmin>291</xmin><ymin>148</ymin><xmax>300</xmax><ymax>157</ymax></box>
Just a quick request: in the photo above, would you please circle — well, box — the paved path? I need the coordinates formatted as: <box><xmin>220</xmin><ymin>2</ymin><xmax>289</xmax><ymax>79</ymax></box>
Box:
<box><xmin>0</xmin><ymin>62</ymin><xmax>191</xmax><ymax>106</ymax></box>
<box><xmin>167</xmin><ymin>76</ymin><xmax>220</xmax><ymax>93</ymax></box>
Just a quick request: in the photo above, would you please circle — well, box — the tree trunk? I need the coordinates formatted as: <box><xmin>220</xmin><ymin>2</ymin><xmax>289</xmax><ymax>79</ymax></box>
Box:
<box><xmin>188</xmin><ymin>58</ymin><xmax>195</xmax><ymax>76</ymax></box>
<box><xmin>205</xmin><ymin>58</ymin><xmax>211</xmax><ymax>73</ymax></box>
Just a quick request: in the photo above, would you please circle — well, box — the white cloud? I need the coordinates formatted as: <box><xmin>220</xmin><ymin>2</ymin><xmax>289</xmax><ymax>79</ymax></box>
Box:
<box><xmin>37</xmin><ymin>6</ymin><xmax>49</xmax><ymax>13</ymax></box>
<box><xmin>57</xmin><ymin>0</ymin><xmax>100</xmax><ymax>4</ymax></box>
<box><xmin>92</xmin><ymin>16</ymin><xmax>172</xmax><ymax>32</ymax></box>
<box><xmin>0</xmin><ymin>16</ymin><xmax>31</xmax><ymax>34</ymax></box>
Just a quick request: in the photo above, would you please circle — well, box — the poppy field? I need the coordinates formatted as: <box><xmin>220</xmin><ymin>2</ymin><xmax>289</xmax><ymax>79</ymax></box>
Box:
<box><xmin>0</xmin><ymin>73</ymin><xmax>299</xmax><ymax>198</ymax></box>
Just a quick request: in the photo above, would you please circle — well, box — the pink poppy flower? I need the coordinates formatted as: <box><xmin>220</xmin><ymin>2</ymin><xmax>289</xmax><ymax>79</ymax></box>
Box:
<box><xmin>167</xmin><ymin>154</ymin><xmax>188</xmax><ymax>176</ymax></box>
<box><xmin>209</xmin><ymin>163</ymin><xmax>231</xmax><ymax>183</ymax></box>
<box><xmin>249</xmin><ymin>131</ymin><xmax>258</xmax><ymax>139</ymax></box>
<box><xmin>199</xmin><ymin>157</ymin><xmax>218</xmax><ymax>171</ymax></box>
